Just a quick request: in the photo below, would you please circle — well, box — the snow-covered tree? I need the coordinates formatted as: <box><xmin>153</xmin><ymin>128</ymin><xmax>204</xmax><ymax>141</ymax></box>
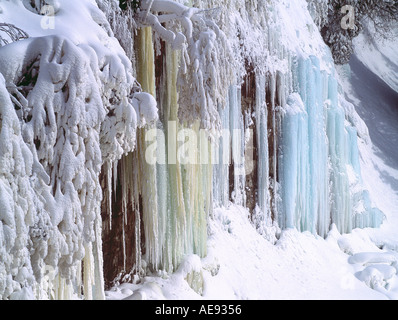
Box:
<box><xmin>311</xmin><ymin>0</ymin><xmax>398</xmax><ymax>64</ymax></box>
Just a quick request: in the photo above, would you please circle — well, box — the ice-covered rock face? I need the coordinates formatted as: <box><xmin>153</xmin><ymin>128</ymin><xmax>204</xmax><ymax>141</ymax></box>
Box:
<box><xmin>0</xmin><ymin>0</ymin><xmax>387</xmax><ymax>300</ymax></box>
<box><xmin>98</xmin><ymin>0</ymin><xmax>385</xmax><ymax>289</ymax></box>
<box><xmin>192</xmin><ymin>0</ymin><xmax>383</xmax><ymax>237</ymax></box>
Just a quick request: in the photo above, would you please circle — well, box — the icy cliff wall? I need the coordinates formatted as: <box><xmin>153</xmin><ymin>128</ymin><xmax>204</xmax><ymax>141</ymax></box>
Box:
<box><xmin>98</xmin><ymin>0</ymin><xmax>384</xmax><ymax>286</ymax></box>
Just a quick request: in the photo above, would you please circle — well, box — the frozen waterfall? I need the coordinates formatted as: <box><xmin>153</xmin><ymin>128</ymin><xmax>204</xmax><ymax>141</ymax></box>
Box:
<box><xmin>0</xmin><ymin>0</ymin><xmax>387</xmax><ymax>300</ymax></box>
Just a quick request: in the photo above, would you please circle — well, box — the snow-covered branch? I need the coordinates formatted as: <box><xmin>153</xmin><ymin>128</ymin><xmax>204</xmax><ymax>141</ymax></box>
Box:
<box><xmin>0</xmin><ymin>23</ymin><xmax>29</xmax><ymax>47</ymax></box>
<box><xmin>135</xmin><ymin>0</ymin><xmax>233</xmax><ymax>129</ymax></box>
<box><xmin>0</xmin><ymin>0</ymin><xmax>160</xmax><ymax>299</ymax></box>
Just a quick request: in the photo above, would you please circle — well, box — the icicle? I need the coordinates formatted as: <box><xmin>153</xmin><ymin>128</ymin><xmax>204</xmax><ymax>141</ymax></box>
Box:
<box><xmin>229</xmin><ymin>83</ymin><xmax>246</xmax><ymax>206</ymax></box>
<box><xmin>268</xmin><ymin>73</ymin><xmax>279</xmax><ymax>223</ymax></box>
<box><xmin>212</xmin><ymin>100</ymin><xmax>230</xmax><ymax>209</ymax></box>
<box><xmin>255</xmin><ymin>74</ymin><xmax>270</xmax><ymax>218</ymax></box>
<box><xmin>76</xmin><ymin>262</ymin><xmax>82</xmax><ymax>300</ymax></box>
<box><xmin>136</xmin><ymin>26</ymin><xmax>161</xmax><ymax>271</ymax></box>
<box><xmin>164</xmin><ymin>43</ymin><xmax>185</xmax><ymax>271</ymax></box>
<box><xmin>107</xmin><ymin>161</ymin><xmax>113</xmax><ymax>230</ymax></box>
<box><xmin>120</xmin><ymin>154</ymin><xmax>132</xmax><ymax>275</ymax></box>
<box><xmin>280</xmin><ymin>92</ymin><xmax>308</xmax><ymax>230</ymax></box>
<box><xmin>113</xmin><ymin>160</ymin><xmax>118</xmax><ymax>198</ymax></box>
<box><xmin>92</xmin><ymin>214</ymin><xmax>105</xmax><ymax>300</ymax></box>
<box><xmin>122</xmin><ymin>211</ymin><xmax>126</xmax><ymax>272</ymax></box>
<box><xmin>327</xmin><ymin>74</ymin><xmax>352</xmax><ymax>234</ymax></box>
<box><xmin>83</xmin><ymin>243</ymin><xmax>94</xmax><ymax>301</ymax></box>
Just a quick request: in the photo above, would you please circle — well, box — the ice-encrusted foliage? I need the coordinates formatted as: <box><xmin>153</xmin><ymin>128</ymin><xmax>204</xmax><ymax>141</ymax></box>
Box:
<box><xmin>0</xmin><ymin>73</ymin><xmax>36</xmax><ymax>300</ymax></box>
<box><xmin>135</xmin><ymin>0</ymin><xmax>235</xmax><ymax>130</ymax></box>
<box><xmin>96</xmin><ymin>0</ymin><xmax>137</xmax><ymax>63</ymax></box>
<box><xmin>0</xmin><ymin>0</ymin><xmax>157</xmax><ymax>299</ymax></box>
<box><xmin>306</xmin><ymin>0</ymin><xmax>329</xmax><ymax>28</ymax></box>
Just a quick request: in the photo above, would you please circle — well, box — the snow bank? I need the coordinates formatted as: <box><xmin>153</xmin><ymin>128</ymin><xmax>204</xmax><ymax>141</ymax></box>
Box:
<box><xmin>106</xmin><ymin>205</ymin><xmax>390</xmax><ymax>300</ymax></box>
<box><xmin>353</xmin><ymin>22</ymin><xmax>398</xmax><ymax>94</ymax></box>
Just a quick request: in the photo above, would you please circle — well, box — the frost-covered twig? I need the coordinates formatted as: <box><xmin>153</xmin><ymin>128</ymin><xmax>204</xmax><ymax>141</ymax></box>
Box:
<box><xmin>136</xmin><ymin>0</ymin><xmax>200</xmax><ymax>48</ymax></box>
<box><xmin>143</xmin><ymin>0</ymin><xmax>154</xmax><ymax>21</ymax></box>
<box><xmin>22</xmin><ymin>0</ymin><xmax>60</xmax><ymax>15</ymax></box>
<box><xmin>0</xmin><ymin>23</ymin><xmax>29</xmax><ymax>47</ymax></box>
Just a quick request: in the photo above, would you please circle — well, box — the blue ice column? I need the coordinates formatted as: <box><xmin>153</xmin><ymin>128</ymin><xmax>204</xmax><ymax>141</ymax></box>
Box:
<box><xmin>280</xmin><ymin>56</ymin><xmax>329</xmax><ymax>236</ymax></box>
<box><xmin>280</xmin><ymin>53</ymin><xmax>383</xmax><ymax>237</ymax></box>
<box><xmin>302</xmin><ymin>57</ymin><xmax>329</xmax><ymax>236</ymax></box>
<box><xmin>327</xmin><ymin>76</ymin><xmax>384</xmax><ymax>232</ymax></box>
<box><xmin>327</xmin><ymin>75</ymin><xmax>353</xmax><ymax>233</ymax></box>
<box><xmin>346</xmin><ymin>116</ymin><xmax>384</xmax><ymax>229</ymax></box>
<box><xmin>279</xmin><ymin>92</ymin><xmax>309</xmax><ymax>230</ymax></box>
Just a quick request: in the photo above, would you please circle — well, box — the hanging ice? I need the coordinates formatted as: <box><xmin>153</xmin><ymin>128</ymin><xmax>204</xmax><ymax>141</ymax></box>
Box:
<box><xmin>279</xmin><ymin>55</ymin><xmax>384</xmax><ymax>237</ymax></box>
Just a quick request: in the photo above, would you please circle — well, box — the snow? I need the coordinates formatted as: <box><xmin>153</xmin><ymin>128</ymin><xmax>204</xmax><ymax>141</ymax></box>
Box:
<box><xmin>106</xmin><ymin>203</ymin><xmax>396</xmax><ymax>300</ymax></box>
<box><xmin>353</xmin><ymin>22</ymin><xmax>398</xmax><ymax>94</ymax></box>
